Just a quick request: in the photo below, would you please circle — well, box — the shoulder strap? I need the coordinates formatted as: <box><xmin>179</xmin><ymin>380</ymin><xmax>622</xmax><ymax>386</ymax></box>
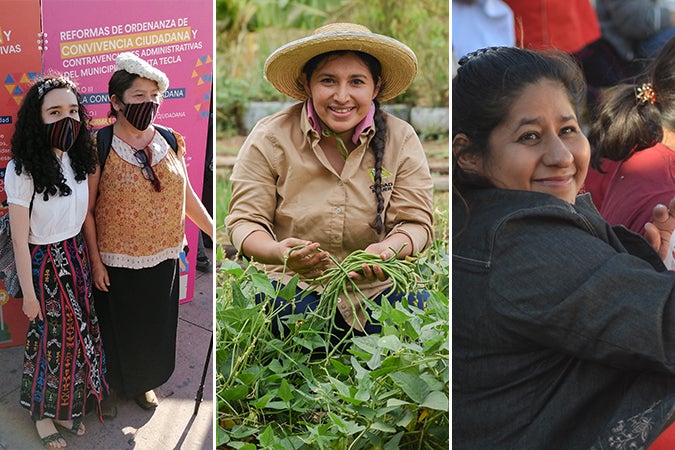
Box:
<box><xmin>95</xmin><ymin>125</ymin><xmax>114</xmax><ymax>172</ymax></box>
<box><xmin>154</xmin><ymin>125</ymin><xmax>178</xmax><ymax>154</ymax></box>
<box><xmin>96</xmin><ymin>124</ymin><xmax>178</xmax><ymax>173</ymax></box>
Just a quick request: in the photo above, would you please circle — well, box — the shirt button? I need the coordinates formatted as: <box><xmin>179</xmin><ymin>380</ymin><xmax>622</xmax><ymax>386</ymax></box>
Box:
<box><xmin>344</xmin><ymin>311</ymin><xmax>351</xmax><ymax>317</ymax></box>
<box><xmin>337</xmin><ymin>180</ymin><xmax>343</xmax><ymax>186</ymax></box>
<box><xmin>335</xmin><ymin>207</ymin><xmax>342</xmax><ymax>213</ymax></box>
<box><xmin>337</xmin><ymin>298</ymin><xmax>342</xmax><ymax>303</ymax></box>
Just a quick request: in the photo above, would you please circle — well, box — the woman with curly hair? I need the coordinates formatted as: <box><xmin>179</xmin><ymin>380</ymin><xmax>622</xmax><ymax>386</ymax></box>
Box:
<box><xmin>6</xmin><ymin>75</ymin><xmax>107</xmax><ymax>448</ymax></box>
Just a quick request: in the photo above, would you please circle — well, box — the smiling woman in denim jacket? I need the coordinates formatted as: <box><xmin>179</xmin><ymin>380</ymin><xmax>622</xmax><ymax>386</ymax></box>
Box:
<box><xmin>453</xmin><ymin>46</ymin><xmax>675</xmax><ymax>449</ymax></box>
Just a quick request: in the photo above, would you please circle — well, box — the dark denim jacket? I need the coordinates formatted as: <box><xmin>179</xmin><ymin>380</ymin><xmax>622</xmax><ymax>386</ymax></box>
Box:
<box><xmin>453</xmin><ymin>188</ymin><xmax>675</xmax><ymax>449</ymax></box>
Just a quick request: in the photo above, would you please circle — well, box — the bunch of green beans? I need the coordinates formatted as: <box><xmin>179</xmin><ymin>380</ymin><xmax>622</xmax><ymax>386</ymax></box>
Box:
<box><xmin>309</xmin><ymin>248</ymin><xmax>419</xmax><ymax>320</ymax></box>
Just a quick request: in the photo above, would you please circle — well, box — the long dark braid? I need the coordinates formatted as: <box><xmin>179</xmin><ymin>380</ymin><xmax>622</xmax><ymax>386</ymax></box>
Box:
<box><xmin>370</xmin><ymin>100</ymin><xmax>387</xmax><ymax>234</ymax></box>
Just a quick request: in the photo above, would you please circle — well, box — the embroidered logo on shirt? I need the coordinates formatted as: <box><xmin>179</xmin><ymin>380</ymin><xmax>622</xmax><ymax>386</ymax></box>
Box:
<box><xmin>368</xmin><ymin>167</ymin><xmax>393</xmax><ymax>192</ymax></box>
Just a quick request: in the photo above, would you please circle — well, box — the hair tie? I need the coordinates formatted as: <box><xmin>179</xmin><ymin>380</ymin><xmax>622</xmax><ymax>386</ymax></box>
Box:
<box><xmin>458</xmin><ymin>46</ymin><xmax>502</xmax><ymax>67</ymax></box>
<box><xmin>636</xmin><ymin>83</ymin><xmax>656</xmax><ymax>105</ymax></box>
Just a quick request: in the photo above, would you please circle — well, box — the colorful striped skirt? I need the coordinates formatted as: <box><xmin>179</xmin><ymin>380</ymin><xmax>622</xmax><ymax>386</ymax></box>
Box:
<box><xmin>20</xmin><ymin>233</ymin><xmax>108</xmax><ymax>421</ymax></box>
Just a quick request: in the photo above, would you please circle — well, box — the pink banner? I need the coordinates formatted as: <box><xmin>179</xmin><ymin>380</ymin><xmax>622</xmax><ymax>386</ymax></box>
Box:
<box><xmin>0</xmin><ymin>0</ymin><xmax>42</xmax><ymax>348</ymax></box>
<box><xmin>42</xmin><ymin>0</ymin><xmax>213</xmax><ymax>302</ymax></box>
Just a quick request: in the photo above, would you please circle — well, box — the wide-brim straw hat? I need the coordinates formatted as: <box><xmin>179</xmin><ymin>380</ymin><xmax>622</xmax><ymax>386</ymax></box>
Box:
<box><xmin>264</xmin><ymin>23</ymin><xmax>417</xmax><ymax>102</ymax></box>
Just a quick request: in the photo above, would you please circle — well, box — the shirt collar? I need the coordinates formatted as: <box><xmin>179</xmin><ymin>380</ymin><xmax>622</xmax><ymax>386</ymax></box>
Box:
<box><xmin>306</xmin><ymin>100</ymin><xmax>375</xmax><ymax>145</ymax></box>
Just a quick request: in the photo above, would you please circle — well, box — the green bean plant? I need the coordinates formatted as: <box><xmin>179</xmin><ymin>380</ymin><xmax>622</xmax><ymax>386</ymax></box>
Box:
<box><xmin>215</xmin><ymin>236</ymin><xmax>449</xmax><ymax>449</ymax></box>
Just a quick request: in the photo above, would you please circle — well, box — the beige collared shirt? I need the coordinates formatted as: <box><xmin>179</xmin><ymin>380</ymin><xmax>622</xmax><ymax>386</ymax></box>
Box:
<box><xmin>226</xmin><ymin>102</ymin><xmax>434</xmax><ymax>328</ymax></box>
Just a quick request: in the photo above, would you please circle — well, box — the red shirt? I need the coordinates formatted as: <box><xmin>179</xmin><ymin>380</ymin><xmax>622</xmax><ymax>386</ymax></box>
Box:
<box><xmin>594</xmin><ymin>143</ymin><xmax>675</xmax><ymax>234</ymax></box>
<box><xmin>504</xmin><ymin>0</ymin><xmax>601</xmax><ymax>53</ymax></box>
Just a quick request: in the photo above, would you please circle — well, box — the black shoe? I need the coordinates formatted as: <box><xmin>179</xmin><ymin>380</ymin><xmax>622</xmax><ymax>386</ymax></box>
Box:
<box><xmin>196</xmin><ymin>256</ymin><xmax>212</xmax><ymax>272</ymax></box>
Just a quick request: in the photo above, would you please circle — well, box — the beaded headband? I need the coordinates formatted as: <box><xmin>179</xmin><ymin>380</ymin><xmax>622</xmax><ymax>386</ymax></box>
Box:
<box><xmin>37</xmin><ymin>77</ymin><xmax>77</xmax><ymax>100</ymax></box>
<box><xmin>636</xmin><ymin>83</ymin><xmax>657</xmax><ymax>105</ymax></box>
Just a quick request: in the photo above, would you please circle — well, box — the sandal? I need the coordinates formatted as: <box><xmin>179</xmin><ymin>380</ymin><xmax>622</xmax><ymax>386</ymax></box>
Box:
<box><xmin>53</xmin><ymin>418</ymin><xmax>85</xmax><ymax>436</ymax></box>
<box><xmin>40</xmin><ymin>431</ymin><xmax>66</xmax><ymax>449</ymax></box>
<box><xmin>134</xmin><ymin>390</ymin><xmax>159</xmax><ymax>410</ymax></box>
<box><xmin>35</xmin><ymin>419</ymin><xmax>67</xmax><ymax>449</ymax></box>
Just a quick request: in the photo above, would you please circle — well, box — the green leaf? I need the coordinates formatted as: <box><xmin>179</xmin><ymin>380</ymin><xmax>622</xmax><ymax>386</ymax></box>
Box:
<box><xmin>350</xmin><ymin>356</ymin><xmax>369</xmax><ymax>380</ymax></box>
<box><xmin>277</xmin><ymin>274</ymin><xmax>299</xmax><ymax>300</ymax></box>
<box><xmin>377</xmin><ymin>334</ymin><xmax>402</xmax><ymax>351</ymax></box>
<box><xmin>220</xmin><ymin>384</ymin><xmax>248</xmax><ymax>401</ymax></box>
<box><xmin>354</xmin><ymin>376</ymin><xmax>372</xmax><ymax>403</ymax></box>
<box><xmin>386</xmin><ymin>398</ymin><xmax>411</xmax><ymax>407</ymax></box>
<box><xmin>250</xmin><ymin>273</ymin><xmax>277</xmax><ymax>298</ymax></box>
<box><xmin>383</xmin><ymin>432</ymin><xmax>404</xmax><ymax>450</ymax></box>
<box><xmin>266</xmin><ymin>400</ymin><xmax>291</xmax><ymax>410</ymax></box>
<box><xmin>278</xmin><ymin>379</ymin><xmax>293</xmax><ymax>402</ymax></box>
<box><xmin>367</xmin><ymin>350</ymin><xmax>382</xmax><ymax>370</ymax></box>
<box><xmin>216</xmin><ymin>425</ymin><xmax>230</xmax><ymax>446</ymax></box>
<box><xmin>395</xmin><ymin>410</ymin><xmax>413</xmax><ymax>428</ymax></box>
<box><xmin>231</xmin><ymin>282</ymin><xmax>249</xmax><ymax>309</ymax></box>
<box><xmin>328</xmin><ymin>412</ymin><xmax>365</xmax><ymax>435</ymax></box>
<box><xmin>220</xmin><ymin>259</ymin><xmax>244</xmax><ymax>277</ymax></box>
<box><xmin>388</xmin><ymin>372</ymin><xmax>430</xmax><ymax>403</ymax></box>
<box><xmin>259</xmin><ymin>425</ymin><xmax>276</xmax><ymax>447</ymax></box>
<box><xmin>252</xmin><ymin>392</ymin><xmax>273</xmax><ymax>408</ymax></box>
<box><xmin>422</xmin><ymin>390</ymin><xmax>449</xmax><ymax>411</ymax></box>
<box><xmin>370</xmin><ymin>421</ymin><xmax>397</xmax><ymax>433</ymax></box>
<box><xmin>329</xmin><ymin>357</ymin><xmax>352</xmax><ymax>376</ymax></box>
<box><xmin>351</xmin><ymin>335</ymin><xmax>380</xmax><ymax>356</ymax></box>
<box><xmin>328</xmin><ymin>375</ymin><xmax>351</xmax><ymax>398</ymax></box>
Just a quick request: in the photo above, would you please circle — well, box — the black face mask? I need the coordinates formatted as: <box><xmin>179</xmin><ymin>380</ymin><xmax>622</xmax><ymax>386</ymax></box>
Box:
<box><xmin>44</xmin><ymin>116</ymin><xmax>81</xmax><ymax>152</ymax></box>
<box><xmin>121</xmin><ymin>101</ymin><xmax>159</xmax><ymax>131</ymax></box>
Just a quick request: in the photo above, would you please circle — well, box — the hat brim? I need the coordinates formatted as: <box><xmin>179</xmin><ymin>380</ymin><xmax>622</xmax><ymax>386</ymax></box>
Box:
<box><xmin>264</xmin><ymin>31</ymin><xmax>417</xmax><ymax>102</ymax></box>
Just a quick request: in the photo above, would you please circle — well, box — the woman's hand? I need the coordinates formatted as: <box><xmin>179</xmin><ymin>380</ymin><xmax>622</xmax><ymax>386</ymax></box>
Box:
<box><xmin>348</xmin><ymin>241</ymin><xmax>400</xmax><ymax>282</ymax></box>
<box><xmin>644</xmin><ymin>197</ymin><xmax>675</xmax><ymax>261</ymax></box>
<box><xmin>90</xmin><ymin>260</ymin><xmax>110</xmax><ymax>292</ymax></box>
<box><xmin>22</xmin><ymin>294</ymin><xmax>42</xmax><ymax>321</ymax></box>
<box><xmin>279</xmin><ymin>238</ymin><xmax>330</xmax><ymax>279</ymax></box>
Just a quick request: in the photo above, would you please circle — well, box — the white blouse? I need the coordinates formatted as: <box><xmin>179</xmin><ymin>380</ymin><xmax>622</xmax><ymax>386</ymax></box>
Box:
<box><xmin>4</xmin><ymin>155</ymin><xmax>88</xmax><ymax>245</ymax></box>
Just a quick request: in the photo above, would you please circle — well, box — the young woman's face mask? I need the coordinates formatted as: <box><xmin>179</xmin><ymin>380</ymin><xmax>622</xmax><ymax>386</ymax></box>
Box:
<box><xmin>121</xmin><ymin>101</ymin><xmax>160</xmax><ymax>131</ymax></box>
<box><xmin>45</xmin><ymin>116</ymin><xmax>81</xmax><ymax>152</ymax></box>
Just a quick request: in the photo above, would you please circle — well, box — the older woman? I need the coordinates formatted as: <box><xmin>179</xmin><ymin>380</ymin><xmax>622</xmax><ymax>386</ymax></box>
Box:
<box><xmin>83</xmin><ymin>52</ymin><xmax>213</xmax><ymax>412</ymax></box>
<box><xmin>453</xmin><ymin>46</ymin><xmax>675</xmax><ymax>449</ymax></box>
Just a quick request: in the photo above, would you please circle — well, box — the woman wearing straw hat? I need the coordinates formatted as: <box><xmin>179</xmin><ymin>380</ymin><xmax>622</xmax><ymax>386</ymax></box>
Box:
<box><xmin>226</xmin><ymin>23</ymin><xmax>434</xmax><ymax>347</ymax></box>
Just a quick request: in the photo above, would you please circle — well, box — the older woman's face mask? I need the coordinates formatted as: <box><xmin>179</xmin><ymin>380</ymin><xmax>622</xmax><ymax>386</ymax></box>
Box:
<box><xmin>120</xmin><ymin>100</ymin><xmax>159</xmax><ymax>131</ymax></box>
<box><xmin>117</xmin><ymin>77</ymin><xmax>162</xmax><ymax>131</ymax></box>
<box><xmin>466</xmin><ymin>79</ymin><xmax>590</xmax><ymax>204</ymax></box>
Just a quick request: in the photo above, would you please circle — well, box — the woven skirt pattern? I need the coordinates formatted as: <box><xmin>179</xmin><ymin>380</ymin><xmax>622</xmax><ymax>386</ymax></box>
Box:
<box><xmin>20</xmin><ymin>233</ymin><xmax>107</xmax><ymax>420</ymax></box>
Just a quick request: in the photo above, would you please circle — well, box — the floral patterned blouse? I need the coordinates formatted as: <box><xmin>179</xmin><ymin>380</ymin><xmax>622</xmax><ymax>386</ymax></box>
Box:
<box><xmin>95</xmin><ymin>128</ymin><xmax>186</xmax><ymax>269</ymax></box>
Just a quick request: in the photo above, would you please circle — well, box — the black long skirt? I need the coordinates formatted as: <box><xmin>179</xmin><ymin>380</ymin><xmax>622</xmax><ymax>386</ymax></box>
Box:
<box><xmin>94</xmin><ymin>258</ymin><xmax>179</xmax><ymax>398</ymax></box>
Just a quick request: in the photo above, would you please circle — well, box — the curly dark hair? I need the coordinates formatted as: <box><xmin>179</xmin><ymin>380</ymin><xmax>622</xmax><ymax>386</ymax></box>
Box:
<box><xmin>10</xmin><ymin>76</ymin><xmax>98</xmax><ymax>201</ymax></box>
